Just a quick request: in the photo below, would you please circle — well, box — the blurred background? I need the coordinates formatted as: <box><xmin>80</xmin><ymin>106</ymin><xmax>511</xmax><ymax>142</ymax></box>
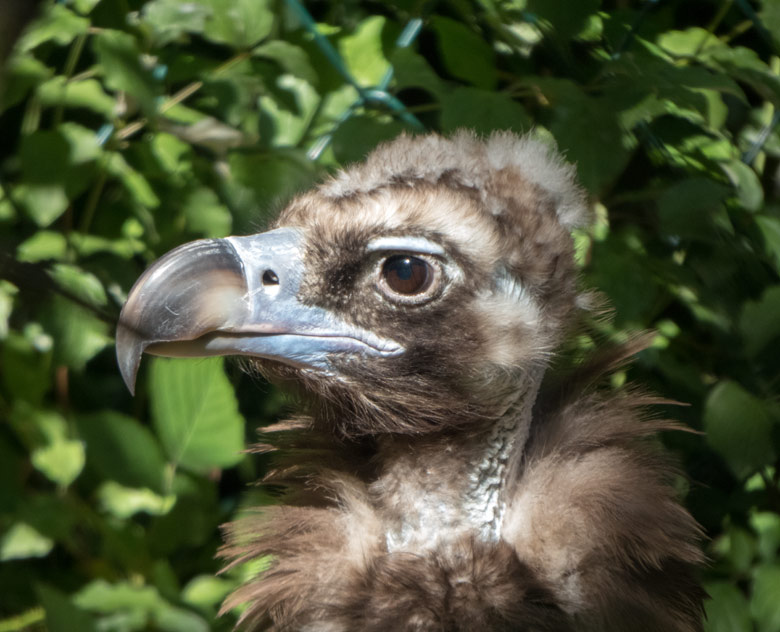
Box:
<box><xmin>0</xmin><ymin>0</ymin><xmax>779</xmax><ymax>630</ymax></box>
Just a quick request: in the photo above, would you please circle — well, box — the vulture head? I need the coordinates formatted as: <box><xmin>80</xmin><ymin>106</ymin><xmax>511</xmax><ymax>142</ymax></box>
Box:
<box><xmin>117</xmin><ymin>132</ymin><xmax>704</xmax><ymax>631</ymax></box>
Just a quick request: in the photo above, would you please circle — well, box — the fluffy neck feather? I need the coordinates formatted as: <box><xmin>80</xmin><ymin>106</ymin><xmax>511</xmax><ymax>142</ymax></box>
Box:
<box><xmin>379</xmin><ymin>366</ymin><xmax>545</xmax><ymax>552</ymax></box>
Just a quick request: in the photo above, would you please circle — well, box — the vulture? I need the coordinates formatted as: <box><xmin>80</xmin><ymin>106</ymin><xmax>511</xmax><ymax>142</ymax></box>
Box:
<box><xmin>116</xmin><ymin>132</ymin><xmax>704</xmax><ymax>631</ymax></box>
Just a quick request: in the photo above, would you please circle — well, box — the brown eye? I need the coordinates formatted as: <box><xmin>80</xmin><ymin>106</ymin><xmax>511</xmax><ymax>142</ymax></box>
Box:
<box><xmin>382</xmin><ymin>255</ymin><xmax>432</xmax><ymax>295</ymax></box>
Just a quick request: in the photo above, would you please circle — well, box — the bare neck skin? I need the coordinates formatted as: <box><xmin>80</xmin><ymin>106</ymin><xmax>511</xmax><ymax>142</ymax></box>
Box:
<box><xmin>372</xmin><ymin>368</ymin><xmax>544</xmax><ymax>553</ymax></box>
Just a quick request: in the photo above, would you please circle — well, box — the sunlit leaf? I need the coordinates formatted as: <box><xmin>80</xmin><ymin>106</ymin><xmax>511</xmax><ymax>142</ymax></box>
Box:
<box><xmin>339</xmin><ymin>16</ymin><xmax>390</xmax><ymax>87</ymax></box>
<box><xmin>17</xmin><ymin>231</ymin><xmax>68</xmax><ymax>263</ymax></box>
<box><xmin>75</xmin><ymin>580</ymin><xmax>209</xmax><ymax>632</ymax></box>
<box><xmin>97</xmin><ymin>481</ymin><xmax>176</xmax><ymax>519</ymax></box>
<box><xmin>182</xmin><ymin>187</ymin><xmax>231</xmax><ymax>238</ymax></box>
<box><xmin>721</xmin><ymin>160</ymin><xmax>763</xmax><ymax>212</ymax></box>
<box><xmin>181</xmin><ymin>575</ymin><xmax>235</xmax><ymax>610</ymax></box>
<box><xmin>37</xmin><ymin>77</ymin><xmax>116</xmax><ymax>117</ymax></box>
<box><xmin>142</xmin><ymin>0</ymin><xmax>211</xmax><ymax>45</ymax></box>
<box><xmin>201</xmin><ymin>0</ymin><xmax>274</xmax><ymax>48</ymax></box>
<box><xmin>0</xmin><ymin>522</ymin><xmax>54</xmax><ymax>560</ymax></box>
<box><xmin>0</xmin><ymin>281</ymin><xmax>17</xmax><ymax>340</ymax></box>
<box><xmin>93</xmin><ymin>30</ymin><xmax>160</xmax><ymax>114</ymax></box>
<box><xmin>149</xmin><ymin>357</ymin><xmax>245</xmax><ymax>472</ymax></box>
<box><xmin>259</xmin><ymin>75</ymin><xmax>320</xmax><ymax>147</ymax></box>
<box><xmin>18</xmin><ymin>5</ymin><xmax>89</xmax><ymax>51</ymax></box>
<box><xmin>41</xmin><ymin>296</ymin><xmax>111</xmax><ymax>370</ymax></box>
<box><xmin>658</xmin><ymin>27</ymin><xmax>722</xmax><ymax>58</ymax></box>
<box><xmin>48</xmin><ymin>264</ymin><xmax>108</xmax><ymax>307</ymax></box>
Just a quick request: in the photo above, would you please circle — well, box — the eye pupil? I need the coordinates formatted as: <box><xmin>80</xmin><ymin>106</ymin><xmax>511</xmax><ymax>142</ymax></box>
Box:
<box><xmin>382</xmin><ymin>255</ymin><xmax>431</xmax><ymax>295</ymax></box>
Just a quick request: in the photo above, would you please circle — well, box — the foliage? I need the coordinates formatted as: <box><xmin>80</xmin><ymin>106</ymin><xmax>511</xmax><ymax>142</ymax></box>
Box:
<box><xmin>0</xmin><ymin>0</ymin><xmax>779</xmax><ymax>629</ymax></box>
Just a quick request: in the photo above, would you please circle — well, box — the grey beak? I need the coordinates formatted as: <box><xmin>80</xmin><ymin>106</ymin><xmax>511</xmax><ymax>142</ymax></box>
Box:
<box><xmin>116</xmin><ymin>227</ymin><xmax>403</xmax><ymax>394</ymax></box>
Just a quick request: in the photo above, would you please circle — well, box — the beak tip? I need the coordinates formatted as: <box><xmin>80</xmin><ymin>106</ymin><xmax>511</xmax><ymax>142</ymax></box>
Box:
<box><xmin>116</xmin><ymin>322</ymin><xmax>142</xmax><ymax>396</ymax></box>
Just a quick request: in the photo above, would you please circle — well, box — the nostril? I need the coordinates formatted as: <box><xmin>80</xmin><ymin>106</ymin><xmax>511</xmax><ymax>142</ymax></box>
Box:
<box><xmin>262</xmin><ymin>270</ymin><xmax>280</xmax><ymax>286</ymax></box>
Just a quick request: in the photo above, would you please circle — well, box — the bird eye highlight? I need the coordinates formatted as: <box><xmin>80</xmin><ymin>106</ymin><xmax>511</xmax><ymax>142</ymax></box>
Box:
<box><xmin>381</xmin><ymin>255</ymin><xmax>433</xmax><ymax>296</ymax></box>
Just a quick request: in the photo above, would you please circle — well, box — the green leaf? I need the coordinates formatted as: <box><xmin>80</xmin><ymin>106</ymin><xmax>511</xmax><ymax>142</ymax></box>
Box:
<box><xmin>705</xmin><ymin>46</ymin><xmax>780</xmax><ymax>106</ymax></box>
<box><xmin>142</xmin><ymin>0</ymin><xmax>211</xmax><ymax>45</ymax></box>
<box><xmin>1</xmin><ymin>330</ymin><xmax>52</xmax><ymax>405</ymax></box>
<box><xmin>752</xmin><ymin>511</ymin><xmax>780</xmax><ymax>562</ymax></box>
<box><xmin>16</xmin><ymin>130</ymin><xmax>71</xmax><ymax>226</ymax></box>
<box><xmin>259</xmin><ymin>74</ymin><xmax>320</xmax><ymax>146</ymax></box>
<box><xmin>22</xmin><ymin>407</ymin><xmax>86</xmax><ymax>488</ymax></box>
<box><xmin>75</xmin><ymin>411</ymin><xmax>167</xmax><ymax>492</ymax></box>
<box><xmin>431</xmin><ymin>17</ymin><xmax>497</xmax><ymax>90</ymax></box>
<box><xmin>762</xmin><ymin>0</ymin><xmax>780</xmax><ymax>48</ymax></box>
<box><xmin>704</xmin><ymin>380</ymin><xmax>776</xmax><ymax>479</ymax></box>
<box><xmin>740</xmin><ymin>286</ymin><xmax>780</xmax><ymax>357</ymax></box>
<box><xmin>41</xmin><ymin>296</ymin><xmax>110</xmax><ymax>370</ymax></box>
<box><xmin>226</xmin><ymin>149</ymin><xmax>317</xmax><ymax>232</ymax></box>
<box><xmin>713</xmin><ymin>525</ymin><xmax>757</xmax><ymax>574</ymax></box>
<box><xmin>526</xmin><ymin>0</ymin><xmax>600</xmax><ymax>40</ymax></box>
<box><xmin>703</xmin><ymin>582</ymin><xmax>751</xmax><ymax>632</ymax></box>
<box><xmin>390</xmin><ymin>48</ymin><xmax>445</xmax><ymax>97</ymax></box>
<box><xmin>105</xmin><ymin>152</ymin><xmax>161</xmax><ymax>209</ymax></box>
<box><xmin>183</xmin><ymin>187</ymin><xmax>231</xmax><ymax>238</ymax></box>
<box><xmin>657</xmin><ymin>178</ymin><xmax>730</xmax><ymax>240</ymax></box>
<box><xmin>440</xmin><ymin>87</ymin><xmax>531</xmax><ymax>135</ymax></box>
<box><xmin>149</xmin><ymin>357</ymin><xmax>245</xmax><ymax>472</ymax></box>
<box><xmin>37</xmin><ymin>77</ymin><xmax>116</xmax><ymax>116</ymax></box>
<box><xmin>0</xmin><ymin>281</ymin><xmax>17</xmax><ymax>340</ymax></box>
<box><xmin>657</xmin><ymin>27</ymin><xmax>722</xmax><ymax>58</ymax></box>
<box><xmin>0</xmin><ymin>54</ymin><xmax>53</xmax><ymax>112</ymax></box>
<box><xmin>254</xmin><ymin>41</ymin><xmax>318</xmax><ymax>86</ymax></box>
<box><xmin>331</xmin><ymin>116</ymin><xmax>411</xmax><ymax>164</ymax></box>
<box><xmin>201</xmin><ymin>0</ymin><xmax>274</xmax><ymax>48</ymax></box>
<box><xmin>752</xmin><ymin>564</ymin><xmax>780</xmax><ymax>632</ymax></box>
<box><xmin>38</xmin><ymin>585</ymin><xmax>97</xmax><ymax>632</ymax></box>
<box><xmin>721</xmin><ymin>160</ymin><xmax>763</xmax><ymax>212</ymax></box>
<box><xmin>31</xmin><ymin>439</ymin><xmax>85</xmax><ymax>489</ymax></box>
<box><xmin>181</xmin><ymin>575</ymin><xmax>235</xmax><ymax>610</ymax></box>
<box><xmin>17</xmin><ymin>231</ymin><xmax>68</xmax><ymax>263</ymax></box>
<box><xmin>97</xmin><ymin>481</ymin><xmax>176</xmax><ymax>519</ymax></box>
<box><xmin>756</xmin><ymin>215</ymin><xmax>780</xmax><ymax>273</ymax></box>
<box><xmin>0</xmin><ymin>522</ymin><xmax>54</xmax><ymax>560</ymax></box>
<box><xmin>18</xmin><ymin>4</ymin><xmax>89</xmax><ymax>50</ymax></box>
<box><xmin>93</xmin><ymin>30</ymin><xmax>160</xmax><ymax>114</ymax></box>
<box><xmin>339</xmin><ymin>16</ymin><xmax>391</xmax><ymax>87</ymax></box>
<box><xmin>48</xmin><ymin>264</ymin><xmax>108</xmax><ymax>308</ymax></box>
<box><xmin>75</xmin><ymin>580</ymin><xmax>210</xmax><ymax>632</ymax></box>
<box><xmin>533</xmin><ymin>78</ymin><xmax>631</xmax><ymax>193</ymax></box>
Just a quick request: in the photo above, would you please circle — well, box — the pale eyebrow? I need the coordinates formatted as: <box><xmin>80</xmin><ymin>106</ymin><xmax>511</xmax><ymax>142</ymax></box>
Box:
<box><xmin>365</xmin><ymin>236</ymin><xmax>445</xmax><ymax>256</ymax></box>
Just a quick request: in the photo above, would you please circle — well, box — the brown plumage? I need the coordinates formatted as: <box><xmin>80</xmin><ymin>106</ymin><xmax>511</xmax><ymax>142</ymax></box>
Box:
<box><xmin>117</xmin><ymin>132</ymin><xmax>705</xmax><ymax>631</ymax></box>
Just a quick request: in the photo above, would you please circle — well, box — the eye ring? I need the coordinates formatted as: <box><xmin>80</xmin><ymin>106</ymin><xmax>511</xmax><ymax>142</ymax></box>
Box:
<box><xmin>377</xmin><ymin>254</ymin><xmax>439</xmax><ymax>303</ymax></box>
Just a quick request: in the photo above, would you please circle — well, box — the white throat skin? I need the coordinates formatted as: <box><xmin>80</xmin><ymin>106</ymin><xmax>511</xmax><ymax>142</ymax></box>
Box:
<box><xmin>380</xmin><ymin>366</ymin><xmax>545</xmax><ymax>553</ymax></box>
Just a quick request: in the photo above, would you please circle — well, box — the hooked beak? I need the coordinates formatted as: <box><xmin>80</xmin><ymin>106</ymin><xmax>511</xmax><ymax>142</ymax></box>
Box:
<box><xmin>116</xmin><ymin>227</ymin><xmax>403</xmax><ymax>394</ymax></box>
